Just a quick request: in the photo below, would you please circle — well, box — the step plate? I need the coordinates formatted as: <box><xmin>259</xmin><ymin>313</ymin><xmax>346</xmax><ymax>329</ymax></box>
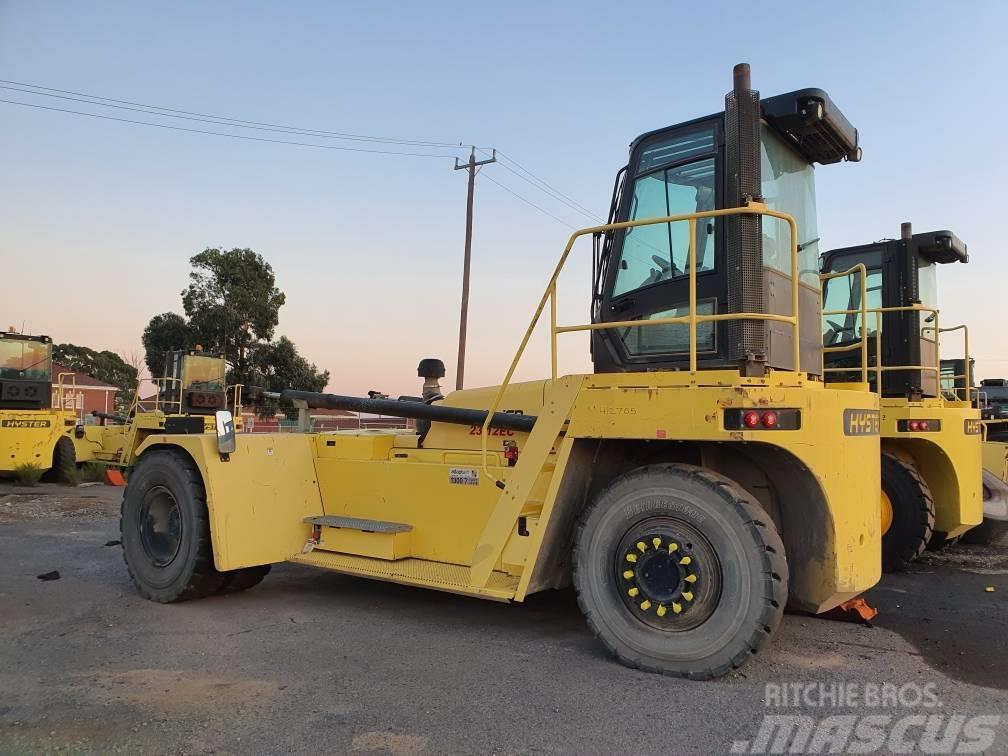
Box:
<box><xmin>291</xmin><ymin>551</ymin><xmax>518</xmax><ymax>601</ymax></box>
<box><xmin>304</xmin><ymin>515</ymin><xmax>412</xmax><ymax>533</ymax></box>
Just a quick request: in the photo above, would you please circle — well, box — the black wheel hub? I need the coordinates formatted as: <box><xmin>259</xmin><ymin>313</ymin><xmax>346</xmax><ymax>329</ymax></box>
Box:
<box><xmin>139</xmin><ymin>485</ymin><xmax>183</xmax><ymax>568</ymax></box>
<box><xmin>614</xmin><ymin>518</ymin><xmax>722</xmax><ymax>631</ymax></box>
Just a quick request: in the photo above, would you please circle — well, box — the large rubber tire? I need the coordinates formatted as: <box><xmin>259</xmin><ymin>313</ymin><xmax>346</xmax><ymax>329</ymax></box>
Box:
<box><xmin>881</xmin><ymin>453</ymin><xmax>935</xmax><ymax>572</ymax></box>
<box><xmin>120</xmin><ymin>449</ymin><xmax>225</xmax><ymax>602</ymax></box>
<box><xmin>43</xmin><ymin>436</ymin><xmax>76</xmax><ymax>483</ymax></box>
<box><xmin>572</xmin><ymin>463</ymin><xmax>787</xmax><ymax>680</ymax></box>
<box><xmin>217</xmin><ymin>564</ymin><xmax>272</xmax><ymax>595</ymax></box>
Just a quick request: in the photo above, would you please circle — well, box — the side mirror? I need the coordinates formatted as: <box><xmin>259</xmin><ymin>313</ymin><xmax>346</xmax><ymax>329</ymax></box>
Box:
<box><xmin>215</xmin><ymin>410</ymin><xmax>236</xmax><ymax>457</ymax></box>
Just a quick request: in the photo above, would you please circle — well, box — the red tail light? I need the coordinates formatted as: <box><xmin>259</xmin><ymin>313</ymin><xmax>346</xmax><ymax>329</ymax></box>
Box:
<box><xmin>762</xmin><ymin>411</ymin><xmax>778</xmax><ymax>428</ymax></box>
<box><xmin>743</xmin><ymin>411</ymin><xmax>761</xmax><ymax>428</ymax></box>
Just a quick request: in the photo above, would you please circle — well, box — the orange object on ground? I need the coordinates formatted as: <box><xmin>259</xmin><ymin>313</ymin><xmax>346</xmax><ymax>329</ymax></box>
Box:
<box><xmin>104</xmin><ymin>469</ymin><xmax>126</xmax><ymax>487</ymax></box>
<box><xmin>822</xmin><ymin>597</ymin><xmax>878</xmax><ymax>625</ymax></box>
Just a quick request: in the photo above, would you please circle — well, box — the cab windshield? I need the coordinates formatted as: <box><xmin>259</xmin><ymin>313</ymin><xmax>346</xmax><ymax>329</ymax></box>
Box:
<box><xmin>182</xmin><ymin>355</ymin><xmax>226</xmax><ymax>392</ymax></box>
<box><xmin>0</xmin><ymin>339</ymin><xmax>52</xmax><ymax>381</ymax></box>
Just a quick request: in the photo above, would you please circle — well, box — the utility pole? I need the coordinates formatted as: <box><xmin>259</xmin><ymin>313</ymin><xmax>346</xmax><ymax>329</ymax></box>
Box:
<box><xmin>453</xmin><ymin>146</ymin><xmax>496</xmax><ymax>390</ymax></box>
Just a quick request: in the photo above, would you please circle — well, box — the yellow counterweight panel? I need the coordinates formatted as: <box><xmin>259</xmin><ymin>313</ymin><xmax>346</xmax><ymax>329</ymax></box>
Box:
<box><xmin>562</xmin><ymin>372</ymin><xmax>882</xmax><ymax>613</ymax></box>
<box><xmin>983</xmin><ymin>438</ymin><xmax>1008</xmax><ymax>482</ymax></box>
<box><xmin>881</xmin><ymin>400</ymin><xmax>983</xmax><ymax>538</ymax></box>
<box><xmin>133</xmin><ymin>433</ymin><xmax>324</xmax><ymax>571</ymax></box>
<box><xmin>0</xmin><ymin>410</ymin><xmax>75</xmax><ymax>473</ymax></box>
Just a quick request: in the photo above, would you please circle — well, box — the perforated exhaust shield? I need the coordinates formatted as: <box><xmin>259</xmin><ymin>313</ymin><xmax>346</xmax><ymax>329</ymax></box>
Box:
<box><xmin>724</xmin><ymin>72</ymin><xmax>765</xmax><ymax>365</ymax></box>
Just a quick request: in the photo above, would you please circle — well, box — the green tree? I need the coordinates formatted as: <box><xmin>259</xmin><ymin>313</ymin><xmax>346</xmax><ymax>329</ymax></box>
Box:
<box><xmin>141</xmin><ymin>312</ymin><xmax>194</xmax><ymax>378</ymax></box>
<box><xmin>249</xmin><ymin>337</ymin><xmax>330</xmax><ymax>419</ymax></box>
<box><xmin>181</xmin><ymin>248</ymin><xmax>286</xmax><ymax>386</ymax></box>
<box><xmin>53</xmin><ymin>344</ymin><xmax>139</xmax><ymax>410</ymax></box>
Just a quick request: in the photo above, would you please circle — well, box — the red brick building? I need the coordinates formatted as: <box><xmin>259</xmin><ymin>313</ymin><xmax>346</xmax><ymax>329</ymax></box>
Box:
<box><xmin>51</xmin><ymin>363</ymin><xmax>119</xmax><ymax>424</ymax></box>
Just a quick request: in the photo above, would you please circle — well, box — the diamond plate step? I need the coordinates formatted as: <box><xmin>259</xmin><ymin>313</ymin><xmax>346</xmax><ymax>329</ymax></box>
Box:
<box><xmin>304</xmin><ymin>515</ymin><xmax>412</xmax><ymax>533</ymax></box>
<box><xmin>291</xmin><ymin>551</ymin><xmax>519</xmax><ymax>601</ymax></box>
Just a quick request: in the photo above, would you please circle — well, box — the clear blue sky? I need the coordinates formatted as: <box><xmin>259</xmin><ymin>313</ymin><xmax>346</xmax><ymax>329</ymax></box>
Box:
<box><xmin>1</xmin><ymin>1</ymin><xmax>1004</xmax><ymax>395</ymax></box>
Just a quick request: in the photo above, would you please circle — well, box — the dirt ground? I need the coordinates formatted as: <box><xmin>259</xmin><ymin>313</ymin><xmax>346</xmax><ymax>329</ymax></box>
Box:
<box><xmin>1</xmin><ymin>481</ymin><xmax>1006</xmax><ymax>755</ymax></box>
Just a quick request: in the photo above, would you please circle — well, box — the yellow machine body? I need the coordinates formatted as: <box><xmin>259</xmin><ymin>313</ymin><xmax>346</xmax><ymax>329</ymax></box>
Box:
<box><xmin>0</xmin><ymin>409</ymin><xmax>77</xmax><ymax>474</ymax></box>
<box><xmin>133</xmin><ymin>368</ymin><xmax>881</xmax><ymax>613</ymax></box>
<box><xmin>72</xmin><ymin>351</ymin><xmax>243</xmax><ymax>468</ymax></box>
<box><xmin>880</xmin><ymin>398</ymin><xmax>982</xmax><ymax>538</ymax></box>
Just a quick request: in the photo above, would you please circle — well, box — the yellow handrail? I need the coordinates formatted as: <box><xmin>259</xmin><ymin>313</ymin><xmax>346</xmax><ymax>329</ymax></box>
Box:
<box><xmin>821</xmin><ymin>303</ymin><xmax>949</xmax><ymax>394</ymax></box>
<box><xmin>479</xmin><ymin>201</ymin><xmax>800</xmax><ymax>487</ymax></box>
<box><xmin>934</xmin><ymin>324</ymin><xmax>972</xmax><ymax>402</ymax></box>
<box><xmin>820</xmin><ymin>264</ymin><xmax>868</xmax><ymax>383</ymax></box>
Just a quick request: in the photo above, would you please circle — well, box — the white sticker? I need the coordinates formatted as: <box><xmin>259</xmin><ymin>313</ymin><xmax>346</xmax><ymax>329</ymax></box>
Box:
<box><xmin>448</xmin><ymin>467</ymin><xmax>479</xmax><ymax>486</ymax></box>
<box><xmin>267</xmin><ymin>448</ymin><xmax>274</xmax><ymax>456</ymax></box>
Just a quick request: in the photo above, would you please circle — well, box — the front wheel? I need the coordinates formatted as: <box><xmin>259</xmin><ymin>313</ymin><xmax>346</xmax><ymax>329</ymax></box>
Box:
<box><xmin>880</xmin><ymin>453</ymin><xmax>935</xmax><ymax>571</ymax></box>
<box><xmin>573</xmin><ymin>463</ymin><xmax>787</xmax><ymax>680</ymax></box>
<box><xmin>121</xmin><ymin>449</ymin><xmax>225</xmax><ymax>602</ymax></box>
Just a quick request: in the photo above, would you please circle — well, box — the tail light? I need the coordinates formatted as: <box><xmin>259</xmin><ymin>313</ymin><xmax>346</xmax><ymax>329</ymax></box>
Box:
<box><xmin>724</xmin><ymin>408</ymin><xmax>801</xmax><ymax>431</ymax></box>
<box><xmin>898</xmin><ymin>419</ymin><xmax>941</xmax><ymax>433</ymax></box>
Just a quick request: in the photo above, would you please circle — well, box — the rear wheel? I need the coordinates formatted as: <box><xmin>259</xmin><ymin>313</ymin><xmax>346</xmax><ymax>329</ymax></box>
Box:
<box><xmin>43</xmin><ymin>436</ymin><xmax>76</xmax><ymax>483</ymax></box>
<box><xmin>218</xmin><ymin>564</ymin><xmax>271</xmax><ymax>594</ymax></box>
<box><xmin>572</xmin><ymin>463</ymin><xmax>787</xmax><ymax>680</ymax></box>
<box><xmin>880</xmin><ymin>453</ymin><xmax>935</xmax><ymax>571</ymax></box>
<box><xmin>121</xmin><ymin>449</ymin><xmax>225</xmax><ymax>602</ymax></box>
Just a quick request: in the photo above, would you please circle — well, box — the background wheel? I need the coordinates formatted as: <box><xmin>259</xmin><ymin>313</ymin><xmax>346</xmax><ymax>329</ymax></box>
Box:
<box><xmin>881</xmin><ymin>452</ymin><xmax>935</xmax><ymax>571</ymax></box>
<box><xmin>43</xmin><ymin>436</ymin><xmax>76</xmax><ymax>483</ymax></box>
<box><xmin>218</xmin><ymin>564</ymin><xmax>271</xmax><ymax>595</ymax></box>
<box><xmin>572</xmin><ymin>463</ymin><xmax>787</xmax><ymax>680</ymax></box>
<box><xmin>121</xmin><ymin>449</ymin><xmax>224</xmax><ymax>602</ymax></box>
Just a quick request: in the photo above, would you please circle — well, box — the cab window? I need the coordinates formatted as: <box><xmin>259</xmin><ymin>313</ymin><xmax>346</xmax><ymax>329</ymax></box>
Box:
<box><xmin>612</xmin><ymin>126</ymin><xmax>717</xmax><ymax>298</ymax></box>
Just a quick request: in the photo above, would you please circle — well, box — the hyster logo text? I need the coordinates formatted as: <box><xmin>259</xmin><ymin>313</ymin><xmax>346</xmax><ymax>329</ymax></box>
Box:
<box><xmin>0</xmin><ymin>419</ymin><xmax>51</xmax><ymax>428</ymax></box>
<box><xmin>843</xmin><ymin>409</ymin><xmax>880</xmax><ymax>436</ymax></box>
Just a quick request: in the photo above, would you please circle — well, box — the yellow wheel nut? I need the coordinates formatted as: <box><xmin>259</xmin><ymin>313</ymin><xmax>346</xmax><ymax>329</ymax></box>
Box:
<box><xmin>622</xmin><ymin>569</ymin><xmax>634</xmax><ymax>579</ymax></box>
<box><xmin>679</xmin><ymin>556</ymin><xmax>692</xmax><ymax>566</ymax></box>
<box><xmin>640</xmin><ymin>600</ymin><xmax>652</xmax><ymax>611</ymax></box>
<box><xmin>672</xmin><ymin>602</ymin><xmax>683</xmax><ymax>614</ymax></box>
<box><xmin>682</xmin><ymin>591</ymin><xmax>694</xmax><ymax>601</ymax></box>
<box><xmin>668</xmin><ymin>542</ymin><xmax>679</xmax><ymax>552</ymax></box>
<box><xmin>628</xmin><ymin>587</ymin><xmax>639</xmax><ymax>597</ymax></box>
<box><xmin>685</xmin><ymin>574</ymin><xmax>697</xmax><ymax>583</ymax></box>
<box><xmin>656</xmin><ymin>605</ymin><xmax>667</xmax><ymax>617</ymax></box>
<box><xmin>652</xmin><ymin>537</ymin><xmax>662</xmax><ymax>548</ymax></box>
<box><xmin>636</xmin><ymin>541</ymin><xmax>647</xmax><ymax>553</ymax></box>
<box><xmin>626</xmin><ymin>553</ymin><xmax>637</xmax><ymax>563</ymax></box>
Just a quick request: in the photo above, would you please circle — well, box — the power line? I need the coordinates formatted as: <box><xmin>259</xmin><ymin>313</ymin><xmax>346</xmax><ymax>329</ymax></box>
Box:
<box><xmin>0</xmin><ymin>78</ymin><xmax>462</xmax><ymax>148</ymax></box>
<box><xmin>478</xmin><ymin>172</ymin><xmax>579</xmax><ymax>229</ymax></box>
<box><xmin>0</xmin><ymin>98</ymin><xmax>462</xmax><ymax>158</ymax></box>
<box><xmin>480</xmin><ymin>147</ymin><xmax>602</xmax><ymax>221</ymax></box>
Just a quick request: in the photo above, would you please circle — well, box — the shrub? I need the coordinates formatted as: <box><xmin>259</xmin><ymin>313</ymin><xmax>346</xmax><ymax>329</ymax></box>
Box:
<box><xmin>79</xmin><ymin>462</ymin><xmax>107</xmax><ymax>483</ymax></box>
<box><xmin>14</xmin><ymin>463</ymin><xmax>44</xmax><ymax>486</ymax></box>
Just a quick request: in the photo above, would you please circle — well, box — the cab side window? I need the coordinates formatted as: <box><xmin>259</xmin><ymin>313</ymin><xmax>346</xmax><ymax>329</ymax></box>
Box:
<box><xmin>613</xmin><ymin>126</ymin><xmax>717</xmax><ymax>298</ymax></box>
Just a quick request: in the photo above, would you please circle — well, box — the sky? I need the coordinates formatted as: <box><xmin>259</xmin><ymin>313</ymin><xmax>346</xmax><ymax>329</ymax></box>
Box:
<box><xmin>1</xmin><ymin>1</ymin><xmax>1005</xmax><ymax>397</ymax></box>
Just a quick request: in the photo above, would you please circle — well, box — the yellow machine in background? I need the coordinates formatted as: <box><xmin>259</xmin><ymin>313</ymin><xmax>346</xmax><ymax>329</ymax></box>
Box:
<box><xmin>117</xmin><ymin>65</ymin><xmax>882</xmax><ymax>679</ymax></box>
<box><xmin>73</xmin><ymin>348</ymin><xmax>243</xmax><ymax>469</ymax></box>
<box><xmin>0</xmin><ymin>330</ymin><xmax>79</xmax><ymax>481</ymax></box>
<box><xmin>821</xmin><ymin>223</ymin><xmax>982</xmax><ymax>570</ymax></box>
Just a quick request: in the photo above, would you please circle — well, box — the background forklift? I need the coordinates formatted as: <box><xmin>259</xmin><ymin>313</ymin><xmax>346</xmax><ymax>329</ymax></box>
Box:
<box><xmin>73</xmin><ymin>346</ymin><xmax>241</xmax><ymax>470</ymax></box>
<box><xmin>0</xmin><ymin>330</ymin><xmax>78</xmax><ymax>481</ymax></box>
<box><xmin>821</xmin><ymin>223</ymin><xmax>983</xmax><ymax>570</ymax></box>
<box><xmin>116</xmin><ymin>64</ymin><xmax>882</xmax><ymax>680</ymax></box>
<box><xmin>940</xmin><ymin>370</ymin><xmax>1008</xmax><ymax>546</ymax></box>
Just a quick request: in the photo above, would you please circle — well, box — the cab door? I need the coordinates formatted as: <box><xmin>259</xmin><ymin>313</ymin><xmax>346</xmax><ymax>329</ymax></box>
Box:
<box><xmin>593</xmin><ymin>120</ymin><xmax>726</xmax><ymax>372</ymax></box>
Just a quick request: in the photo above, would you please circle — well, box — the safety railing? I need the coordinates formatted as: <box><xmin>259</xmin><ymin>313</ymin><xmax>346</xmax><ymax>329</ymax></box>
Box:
<box><xmin>54</xmin><ymin>372</ymin><xmax>78</xmax><ymax>418</ymax></box>
<box><xmin>820</xmin><ymin>264</ymin><xmax>869</xmax><ymax>384</ymax></box>
<box><xmin>933</xmin><ymin>324</ymin><xmax>973</xmax><ymax>403</ymax></box>
<box><xmin>820</xmin><ymin>301</ymin><xmax>954</xmax><ymax>396</ymax></box>
<box><xmin>478</xmin><ymin>202</ymin><xmax>800</xmax><ymax>485</ymax></box>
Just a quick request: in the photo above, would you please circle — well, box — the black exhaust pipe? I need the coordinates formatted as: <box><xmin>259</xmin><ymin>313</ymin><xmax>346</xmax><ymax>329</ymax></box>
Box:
<box><xmin>275</xmin><ymin>389</ymin><xmax>538</xmax><ymax>434</ymax></box>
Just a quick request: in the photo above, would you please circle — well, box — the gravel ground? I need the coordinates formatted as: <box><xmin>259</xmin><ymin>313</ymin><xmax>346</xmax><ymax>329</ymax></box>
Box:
<box><xmin>0</xmin><ymin>481</ymin><xmax>1006</xmax><ymax>755</ymax></box>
